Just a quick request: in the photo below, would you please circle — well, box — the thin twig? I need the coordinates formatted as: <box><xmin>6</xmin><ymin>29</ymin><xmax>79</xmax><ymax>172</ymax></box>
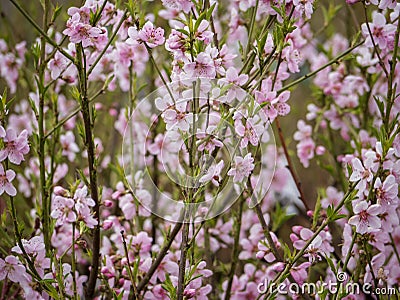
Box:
<box><xmin>38</xmin><ymin>0</ymin><xmax>51</xmax><ymax>253</ymax></box>
<box><xmin>177</xmin><ymin>219</ymin><xmax>189</xmax><ymax>300</ymax></box>
<box><xmin>275</xmin><ymin>117</ymin><xmax>310</xmax><ymax>211</ymax></box>
<box><xmin>8</xmin><ymin>0</ymin><xmax>75</xmax><ymax>63</ymax></box>
<box><xmin>224</xmin><ymin>197</ymin><xmax>245</xmax><ymax>300</ymax></box>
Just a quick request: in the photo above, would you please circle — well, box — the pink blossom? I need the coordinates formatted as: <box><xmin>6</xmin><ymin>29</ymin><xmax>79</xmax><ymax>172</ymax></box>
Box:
<box><xmin>294</xmin><ymin>120</ymin><xmax>312</xmax><ymax>141</ymax></box>
<box><xmin>148</xmin><ymin>132</ymin><xmax>180</xmax><ymax>161</ymax></box>
<box><xmin>63</xmin><ymin>13</ymin><xmax>103</xmax><ymax>47</ymax></box>
<box><xmin>255</xmin><ymin>89</ymin><xmax>291</xmax><ymax>121</ymax></box>
<box><xmin>378</xmin><ymin>205</ymin><xmax>399</xmax><ymax>233</ymax></box>
<box><xmin>283</xmin><ymin>44</ymin><xmax>301</xmax><ymax>73</ymax></box>
<box><xmin>199</xmin><ymin>160</ymin><xmax>224</xmax><ymax>186</ymax></box>
<box><xmin>0</xmin><ymin>165</ymin><xmax>16</xmax><ymax>196</ymax></box>
<box><xmin>127</xmin><ymin>22</ymin><xmax>165</xmax><ymax>48</ymax></box>
<box><xmin>256</xmin><ymin>232</ymin><xmax>281</xmax><ymax>263</ymax></box>
<box><xmin>349</xmin><ymin>158</ymin><xmax>373</xmax><ymax>192</ymax></box>
<box><xmin>0</xmin><ymin>255</ymin><xmax>30</xmax><ymax>285</ymax></box>
<box><xmin>393</xmin><ymin>134</ymin><xmax>400</xmax><ymax>157</ymax></box>
<box><xmin>48</xmin><ymin>51</ymin><xmax>69</xmax><ymax>80</ymax></box>
<box><xmin>192</xmin><ymin>20</ymin><xmax>214</xmax><ymax>44</ymax></box>
<box><xmin>234</xmin><ymin>117</ymin><xmax>265</xmax><ymax>148</ymax></box>
<box><xmin>321</xmin><ymin>186</ymin><xmax>348</xmax><ymax>215</ymax></box>
<box><xmin>165</xmin><ymin>29</ymin><xmax>187</xmax><ymax>57</ymax></box>
<box><xmin>361</xmin><ymin>12</ymin><xmax>396</xmax><ymax>50</ymax></box>
<box><xmin>118</xmin><ymin>188</ymin><xmax>151</xmax><ymax>220</ymax></box>
<box><xmin>290</xmin><ymin>262</ymin><xmax>311</xmax><ymax>285</ymax></box>
<box><xmin>148</xmin><ymin>253</ymin><xmax>179</xmax><ymax>283</ymax></box>
<box><xmin>0</xmin><ymin>128</ymin><xmax>30</xmax><ymax>165</ymax></box>
<box><xmin>155</xmin><ymin>96</ymin><xmax>192</xmax><ymax>131</ymax></box>
<box><xmin>296</xmin><ymin>139</ymin><xmax>315</xmax><ymax>168</ymax></box>
<box><xmin>58</xmin><ymin>263</ymin><xmax>87</xmax><ymax>297</ymax></box>
<box><xmin>162</xmin><ymin>0</ymin><xmax>194</xmax><ymax>13</ymax></box>
<box><xmin>196</xmin><ymin>128</ymin><xmax>223</xmax><ymax>153</ymax></box>
<box><xmin>293</xmin><ymin>120</ymin><xmax>318</xmax><ymax>168</ymax></box>
<box><xmin>184</xmin><ymin>284</ymin><xmax>212</xmax><ymax>300</ymax></box>
<box><xmin>51</xmin><ymin>195</ymin><xmax>77</xmax><ymax>226</ymax></box>
<box><xmin>60</xmin><ymin>131</ymin><xmax>79</xmax><ymax>161</ymax></box>
<box><xmin>226</xmin><ymin>67</ymin><xmax>246</xmax><ymax>85</ymax></box>
<box><xmin>66</xmin><ymin>5</ymin><xmax>91</xmax><ymax>23</ymax></box>
<box><xmin>374</xmin><ymin>174</ymin><xmax>398</xmax><ymax>209</ymax></box>
<box><xmin>0</xmin><ymin>47</ymin><xmax>24</xmax><ymax>94</ymax></box>
<box><xmin>102</xmin><ymin>219</ymin><xmax>113</xmax><ymax>230</ymax></box>
<box><xmin>348</xmin><ymin>201</ymin><xmax>381</xmax><ymax>234</ymax></box>
<box><xmin>293</xmin><ymin>0</ymin><xmax>314</xmax><ymax>19</ymax></box>
<box><xmin>364</xmin><ymin>253</ymin><xmax>387</xmax><ymax>285</ymax></box>
<box><xmin>129</xmin><ymin>231</ymin><xmax>153</xmax><ymax>254</ymax></box>
<box><xmin>223</xmin><ymin>67</ymin><xmax>248</xmax><ymax>101</ymax></box>
<box><xmin>74</xmin><ymin>186</ymin><xmax>98</xmax><ymax>228</ymax></box>
<box><xmin>378</xmin><ymin>0</ymin><xmax>397</xmax><ymax>10</ymax></box>
<box><xmin>144</xmin><ymin>284</ymin><xmax>170</xmax><ymax>299</ymax></box>
<box><xmin>11</xmin><ymin>236</ymin><xmax>50</xmax><ymax>277</ymax></box>
<box><xmin>205</xmin><ymin>220</ymin><xmax>233</xmax><ymax>251</ymax></box>
<box><xmin>239</xmin><ymin>224</ymin><xmax>265</xmax><ymax>260</ymax></box>
<box><xmin>291</xmin><ymin>227</ymin><xmax>333</xmax><ymax>262</ymax></box>
<box><xmin>227</xmin><ymin>153</ymin><xmax>255</xmax><ymax>182</ymax></box>
<box><xmin>184</xmin><ymin>53</ymin><xmax>216</xmax><ymax>78</ymax></box>
<box><xmin>113</xmin><ymin>41</ymin><xmax>147</xmax><ymax>67</ymax></box>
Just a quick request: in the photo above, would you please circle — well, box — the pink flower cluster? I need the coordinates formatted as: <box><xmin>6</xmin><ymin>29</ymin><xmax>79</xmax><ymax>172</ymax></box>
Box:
<box><xmin>0</xmin><ymin>126</ymin><xmax>29</xmax><ymax>196</ymax></box>
<box><xmin>63</xmin><ymin>5</ymin><xmax>106</xmax><ymax>48</ymax></box>
<box><xmin>0</xmin><ymin>40</ymin><xmax>26</xmax><ymax>93</ymax></box>
<box><xmin>51</xmin><ymin>185</ymin><xmax>98</xmax><ymax>228</ymax></box>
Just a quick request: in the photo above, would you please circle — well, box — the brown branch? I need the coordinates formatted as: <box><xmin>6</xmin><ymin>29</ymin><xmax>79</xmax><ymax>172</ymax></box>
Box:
<box><xmin>177</xmin><ymin>220</ymin><xmax>189</xmax><ymax>300</ymax></box>
<box><xmin>136</xmin><ymin>220</ymin><xmax>183</xmax><ymax>293</ymax></box>
<box><xmin>76</xmin><ymin>43</ymin><xmax>101</xmax><ymax>299</ymax></box>
<box><xmin>275</xmin><ymin>117</ymin><xmax>310</xmax><ymax>211</ymax></box>
<box><xmin>224</xmin><ymin>197</ymin><xmax>245</xmax><ymax>300</ymax></box>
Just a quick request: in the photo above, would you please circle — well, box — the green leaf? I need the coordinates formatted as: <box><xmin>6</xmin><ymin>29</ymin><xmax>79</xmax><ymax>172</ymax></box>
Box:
<box><xmin>281</xmin><ymin>242</ymin><xmax>293</xmax><ymax>260</ymax></box>
<box><xmin>325</xmin><ymin>255</ymin><xmax>337</xmax><ymax>275</ymax></box>
<box><xmin>51</xmin><ymin>4</ymin><xmax>63</xmax><ymax>23</ymax></box>
<box><xmin>312</xmin><ymin>191</ymin><xmax>323</xmax><ymax>229</ymax></box>
<box><xmin>271</xmin><ymin>202</ymin><xmax>295</xmax><ymax>232</ymax></box>
<box><xmin>77</xmin><ymin>169</ymin><xmax>90</xmax><ymax>186</ymax></box>
<box><xmin>326</xmin><ymin>204</ymin><xmax>335</xmax><ymax>219</ymax></box>
<box><xmin>206</xmin><ymin>3</ymin><xmax>217</xmax><ymax>19</ymax></box>
<box><xmin>70</xmin><ymin>86</ymin><xmax>81</xmax><ymax>102</ymax></box>
<box><xmin>31</xmin><ymin>41</ymin><xmax>41</xmax><ymax>69</ymax></box>
<box><xmin>194</xmin><ymin>11</ymin><xmax>207</xmax><ymax>32</ymax></box>
<box><xmin>28</xmin><ymin>96</ymin><xmax>39</xmax><ymax>119</ymax></box>
<box><xmin>175</xmin><ymin>28</ymin><xmax>190</xmax><ymax>36</ymax></box>
<box><xmin>161</xmin><ymin>273</ymin><xmax>176</xmax><ymax>300</ymax></box>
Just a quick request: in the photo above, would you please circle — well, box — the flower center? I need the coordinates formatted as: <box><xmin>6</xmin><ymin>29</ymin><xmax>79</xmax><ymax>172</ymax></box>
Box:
<box><xmin>359</xmin><ymin>210</ymin><xmax>369</xmax><ymax>221</ymax></box>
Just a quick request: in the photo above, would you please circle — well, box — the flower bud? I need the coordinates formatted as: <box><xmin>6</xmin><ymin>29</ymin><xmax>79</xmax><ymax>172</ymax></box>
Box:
<box><xmin>104</xmin><ymin>200</ymin><xmax>113</xmax><ymax>207</ymax></box>
<box><xmin>103</xmin><ymin>220</ymin><xmax>113</xmax><ymax>230</ymax></box>
<box><xmin>183</xmin><ymin>289</ymin><xmax>196</xmax><ymax>298</ymax></box>
<box><xmin>316</xmin><ymin>146</ymin><xmax>326</xmax><ymax>155</ymax></box>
